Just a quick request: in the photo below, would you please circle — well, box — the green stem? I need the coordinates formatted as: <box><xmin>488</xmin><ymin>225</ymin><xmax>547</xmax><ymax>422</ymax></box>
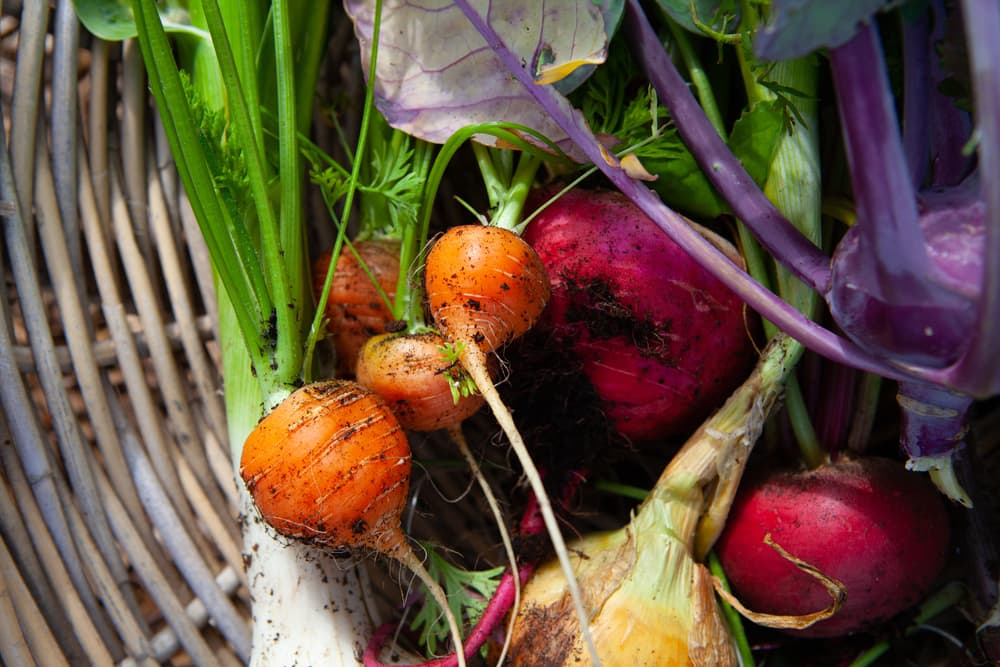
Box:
<box><xmin>495</xmin><ymin>153</ymin><xmax>542</xmax><ymax>233</ymax></box>
<box><xmin>847</xmin><ymin>373</ymin><xmax>884</xmax><ymax>452</ymax></box>
<box><xmin>847</xmin><ymin>582</ymin><xmax>965</xmax><ymax>667</ymax></box>
<box><xmin>130</xmin><ymin>0</ymin><xmax>271</xmax><ymax>383</ymax></box>
<box><xmin>202</xmin><ymin>0</ymin><xmax>298</xmax><ymax>389</ymax></box>
<box><xmin>665</xmin><ymin>21</ymin><xmax>726</xmax><ymax>135</ymax></box>
<box><xmin>394</xmin><ymin>138</ymin><xmax>435</xmax><ymax>328</ymax></box>
<box><xmin>708</xmin><ymin>551</ymin><xmax>755</xmax><ymax>667</ymax></box>
<box><xmin>784</xmin><ymin>373</ymin><xmax>826</xmax><ymax>468</ymax></box>
<box><xmin>272</xmin><ymin>0</ymin><xmax>308</xmax><ymax>374</ymax></box>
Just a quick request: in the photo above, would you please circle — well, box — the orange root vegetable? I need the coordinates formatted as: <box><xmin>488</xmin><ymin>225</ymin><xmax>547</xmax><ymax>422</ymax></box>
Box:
<box><xmin>424</xmin><ymin>224</ymin><xmax>603</xmax><ymax>664</ymax></box>
<box><xmin>355</xmin><ymin>331</ymin><xmax>486</xmax><ymax>432</ymax></box>
<box><xmin>239</xmin><ymin>380</ymin><xmax>467</xmax><ymax>666</ymax></box>
<box><xmin>425</xmin><ymin>225</ymin><xmax>550</xmax><ymax>352</ymax></box>
<box><xmin>312</xmin><ymin>240</ymin><xmax>400</xmax><ymax>376</ymax></box>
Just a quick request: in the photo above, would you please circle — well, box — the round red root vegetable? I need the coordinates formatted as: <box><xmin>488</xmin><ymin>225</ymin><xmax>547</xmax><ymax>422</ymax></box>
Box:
<box><xmin>715</xmin><ymin>456</ymin><xmax>952</xmax><ymax>638</ymax></box>
<box><xmin>523</xmin><ymin>188</ymin><xmax>757</xmax><ymax>443</ymax></box>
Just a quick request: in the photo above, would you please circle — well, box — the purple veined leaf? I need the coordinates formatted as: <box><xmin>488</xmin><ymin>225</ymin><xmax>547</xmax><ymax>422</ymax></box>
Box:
<box><xmin>553</xmin><ymin>0</ymin><xmax>625</xmax><ymax>95</ymax></box>
<box><xmin>343</xmin><ymin>0</ymin><xmax>613</xmax><ymax>161</ymax></box>
<box><xmin>451</xmin><ymin>0</ymin><xmax>918</xmax><ymax>383</ymax></box>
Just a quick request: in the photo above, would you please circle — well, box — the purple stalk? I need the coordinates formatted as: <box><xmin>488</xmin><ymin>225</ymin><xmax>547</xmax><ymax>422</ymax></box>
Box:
<box><xmin>622</xmin><ymin>4</ymin><xmax>832</xmax><ymax>294</ymax></box>
<box><xmin>828</xmin><ymin>23</ymin><xmax>931</xmax><ymax>302</ymax></box>
<box><xmin>901</xmin><ymin>8</ymin><xmax>932</xmax><ymax>188</ymax></box>
<box><xmin>450</xmin><ymin>0</ymin><xmax>914</xmax><ymax>382</ymax></box>
<box><xmin>897</xmin><ymin>381</ymin><xmax>974</xmax><ymax>459</ymax></box>
<box><xmin>943</xmin><ymin>0</ymin><xmax>1000</xmax><ymax>396</ymax></box>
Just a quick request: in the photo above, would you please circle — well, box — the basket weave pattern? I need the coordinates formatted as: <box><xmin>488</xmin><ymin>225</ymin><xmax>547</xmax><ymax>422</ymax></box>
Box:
<box><xmin>1</xmin><ymin>2</ymin><xmax>252</xmax><ymax>664</ymax></box>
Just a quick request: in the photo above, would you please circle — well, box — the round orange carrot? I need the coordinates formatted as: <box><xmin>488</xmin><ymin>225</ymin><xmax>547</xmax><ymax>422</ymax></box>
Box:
<box><xmin>239</xmin><ymin>380</ymin><xmax>469</xmax><ymax>665</ymax></box>
<box><xmin>425</xmin><ymin>225</ymin><xmax>550</xmax><ymax>353</ymax></box>
<box><xmin>239</xmin><ymin>380</ymin><xmax>411</xmax><ymax>554</ymax></box>
<box><xmin>423</xmin><ymin>223</ymin><xmax>601</xmax><ymax>663</ymax></box>
<box><xmin>312</xmin><ymin>240</ymin><xmax>400</xmax><ymax>376</ymax></box>
<box><xmin>355</xmin><ymin>331</ymin><xmax>486</xmax><ymax>432</ymax></box>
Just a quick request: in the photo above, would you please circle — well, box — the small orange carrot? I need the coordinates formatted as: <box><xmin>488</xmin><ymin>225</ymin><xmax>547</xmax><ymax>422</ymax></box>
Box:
<box><xmin>312</xmin><ymin>240</ymin><xmax>400</xmax><ymax>376</ymax></box>
<box><xmin>425</xmin><ymin>225</ymin><xmax>550</xmax><ymax>353</ymax></box>
<box><xmin>239</xmin><ymin>380</ymin><xmax>468</xmax><ymax>666</ymax></box>
<box><xmin>355</xmin><ymin>331</ymin><xmax>486</xmax><ymax>432</ymax></box>
<box><xmin>424</xmin><ymin>224</ymin><xmax>602</xmax><ymax>664</ymax></box>
<box><xmin>240</xmin><ymin>380</ymin><xmax>411</xmax><ymax>554</ymax></box>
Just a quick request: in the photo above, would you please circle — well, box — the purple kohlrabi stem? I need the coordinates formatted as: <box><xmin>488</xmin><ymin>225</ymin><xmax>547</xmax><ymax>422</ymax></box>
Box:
<box><xmin>901</xmin><ymin>8</ymin><xmax>933</xmax><ymax>188</ymax></box>
<box><xmin>621</xmin><ymin>3</ymin><xmax>832</xmax><ymax>294</ymax></box>
<box><xmin>943</xmin><ymin>0</ymin><xmax>1000</xmax><ymax>397</ymax></box>
<box><xmin>449</xmin><ymin>0</ymin><xmax>918</xmax><ymax>382</ymax></box>
<box><xmin>828</xmin><ymin>22</ymin><xmax>933</xmax><ymax>302</ymax></box>
<box><xmin>897</xmin><ymin>380</ymin><xmax>974</xmax><ymax>460</ymax></box>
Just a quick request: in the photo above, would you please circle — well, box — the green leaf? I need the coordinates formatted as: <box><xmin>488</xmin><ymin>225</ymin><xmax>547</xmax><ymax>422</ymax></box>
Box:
<box><xmin>643</xmin><ymin>103</ymin><xmax>784</xmax><ymax>219</ymax></box>
<box><xmin>73</xmin><ymin>0</ymin><xmax>207</xmax><ymax>42</ymax></box>
<box><xmin>409</xmin><ymin>546</ymin><xmax>504</xmax><ymax>656</ymax></box>
<box><xmin>727</xmin><ymin>101</ymin><xmax>785</xmax><ymax>189</ymax></box>
<box><xmin>655</xmin><ymin>0</ymin><xmax>740</xmax><ymax>36</ymax></box>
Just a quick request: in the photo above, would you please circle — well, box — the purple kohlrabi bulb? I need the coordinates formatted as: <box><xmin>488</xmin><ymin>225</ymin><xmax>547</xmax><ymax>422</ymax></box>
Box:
<box><xmin>829</xmin><ymin>182</ymin><xmax>985</xmax><ymax>369</ymax></box>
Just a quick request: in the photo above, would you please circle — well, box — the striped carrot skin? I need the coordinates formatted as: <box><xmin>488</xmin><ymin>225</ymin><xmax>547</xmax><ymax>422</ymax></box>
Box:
<box><xmin>240</xmin><ymin>380</ymin><xmax>411</xmax><ymax>555</ymax></box>
<box><xmin>312</xmin><ymin>240</ymin><xmax>401</xmax><ymax>377</ymax></box>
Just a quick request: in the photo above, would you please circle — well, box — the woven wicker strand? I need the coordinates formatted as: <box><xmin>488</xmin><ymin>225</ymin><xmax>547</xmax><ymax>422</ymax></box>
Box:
<box><xmin>1</xmin><ymin>0</ymin><xmax>255</xmax><ymax>664</ymax></box>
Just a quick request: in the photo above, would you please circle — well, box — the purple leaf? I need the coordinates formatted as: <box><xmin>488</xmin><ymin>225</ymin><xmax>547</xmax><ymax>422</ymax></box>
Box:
<box><xmin>343</xmin><ymin>0</ymin><xmax>611</xmax><ymax>161</ymax></box>
<box><xmin>450</xmin><ymin>0</ymin><xmax>914</xmax><ymax>382</ymax></box>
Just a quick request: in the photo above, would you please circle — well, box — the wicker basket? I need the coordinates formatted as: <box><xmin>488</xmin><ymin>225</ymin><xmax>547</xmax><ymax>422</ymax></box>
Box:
<box><xmin>4</xmin><ymin>2</ymin><xmax>1000</xmax><ymax>666</ymax></box>
<box><xmin>1</xmin><ymin>2</ymin><xmax>253</xmax><ymax>663</ymax></box>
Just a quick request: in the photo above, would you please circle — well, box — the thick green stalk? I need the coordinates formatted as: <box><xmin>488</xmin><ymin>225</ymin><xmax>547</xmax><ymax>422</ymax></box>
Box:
<box><xmin>129</xmin><ymin>0</ymin><xmax>271</xmax><ymax>383</ymax></box>
<box><xmin>273</xmin><ymin>0</ymin><xmax>310</xmax><ymax>361</ymax></box>
<box><xmin>747</xmin><ymin>56</ymin><xmax>826</xmax><ymax>467</ymax></box>
<box><xmin>201</xmin><ymin>0</ymin><xmax>301</xmax><ymax>391</ymax></box>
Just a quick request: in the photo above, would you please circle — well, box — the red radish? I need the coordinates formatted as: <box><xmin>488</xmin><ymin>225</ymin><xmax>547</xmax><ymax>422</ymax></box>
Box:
<box><xmin>355</xmin><ymin>331</ymin><xmax>486</xmax><ymax>432</ymax></box>
<box><xmin>714</xmin><ymin>456</ymin><xmax>951</xmax><ymax>638</ymax></box>
<box><xmin>312</xmin><ymin>240</ymin><xmax>400</xmax><ymax>376</ymax></box>
<box><xmin>522</xmin><ymin>188</ymin><xmax>758</xmax><ymax>443</ymax></box>
<box><xmin>239</xmin><ymin>380</ymin><xmax>468</xmax><ymax>666</ymax></box>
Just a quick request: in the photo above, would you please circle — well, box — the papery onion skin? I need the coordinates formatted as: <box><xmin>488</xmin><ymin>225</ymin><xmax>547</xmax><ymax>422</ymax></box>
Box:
<box><xmin>506</xmin><ymin>519</ymin><xmax>736</xmax><ymax>666</ymax></box>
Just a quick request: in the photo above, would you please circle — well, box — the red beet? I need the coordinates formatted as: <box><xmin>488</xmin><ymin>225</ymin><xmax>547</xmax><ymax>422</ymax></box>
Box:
<box><xmin>523</xmin><ymin>188</ymin><xmax>757</xmax><ymax>442</ymax></box>
<box><xmin>715</xmin><ymin>456</ymin><xmax>952</xmax><ymax>638</ymax></box>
